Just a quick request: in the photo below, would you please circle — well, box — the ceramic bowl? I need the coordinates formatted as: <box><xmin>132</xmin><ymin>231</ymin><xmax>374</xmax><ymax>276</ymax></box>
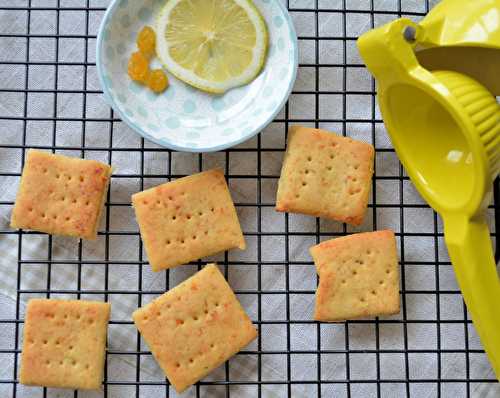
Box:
<box><xmin>97</xmin><ymin>0</ymin><xmax>298</xmax><ymax>152</ymax></box>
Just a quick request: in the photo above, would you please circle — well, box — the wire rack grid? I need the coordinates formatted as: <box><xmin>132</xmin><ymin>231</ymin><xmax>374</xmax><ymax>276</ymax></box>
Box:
<box><xmin>0</xmin><ymin>0</ymin><xmax>499</xmax><ymax>397</ymax></box>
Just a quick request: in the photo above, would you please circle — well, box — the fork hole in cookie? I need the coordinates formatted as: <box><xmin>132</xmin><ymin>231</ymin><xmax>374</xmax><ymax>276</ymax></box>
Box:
<box><xmin>352</xmin><ymin>270</ymin><xmax>357</xmax><ymax>276</ymax></box>
<box><xmin>210</xmin><ymin>343</ymin><xmax>215</xmax><ymax>349</ymax></box>
<box><xmin>327</xmin><ymin>166</ymin><xmax>332</xmax><ymax>171</ymax></box>
<box><xmin>341</xmin><ymin>279</ymin><xmax>346</xmax><ymax>285</ymax></box>
<box><xmin>302</xmin><ymin>182</ymin><xmax>307</xmax><ymax>187</ymax></box>
<box><xmin>386</xmin><ymin>269</ymin><xmax>391</xmax><ymax>274</ymax></box>
<box><xmin>172</xmin><ymin>216</ymin><xmax>177</xmax><ymax>221</ymax></box>
<box><xmin>72</xmin><ymin>360</ymin><xmax>77</xmax><ymax>366</ymax></box>
<box><xmin>307</xmin><ymin>156</ymin><xmax>312</xmax><ymax>162</ymax></box>
<box><xmin>193</xmin><ymin>316</ymin><xmax>198</xmax><ymax>321</ymax></box>
<box><xmin>198</xmin><ymin>211</ymin><xmax>203</xmax><ymax>216</ymax></box>
<box><xmin>189</xmin><ymin>358</ymin><xmax>194</xmax><ymax>364</ymax></box>
<box><xmin>46</xmin><ymin>360</ymin><xmax>50</xmax><ymax>365</ymax></box>
<box><xmin>176</xmin><ymin>363</ymin><xmax>180</xmax><ymax>368</ymax></box>
<box><xmin>305</xmin><ymin>169</ymin><xmax>309</xmax><ymax>174</ymax></box>
<box><xmin>371</xmin><ymin>290</ymin><xmax>376</xmax><ymax>295</ymax></box>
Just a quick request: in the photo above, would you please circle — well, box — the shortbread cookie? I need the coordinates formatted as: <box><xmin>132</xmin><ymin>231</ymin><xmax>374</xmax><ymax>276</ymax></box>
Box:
<box><xmin>133</xmin><ymin>264</ymin><xmax>257</xmax><ymax>392</ymax></box>
<box><xmin>20</xmin><ymin>299</ymin><xmax>111</xmax><ymax>389</ymax></box>
<box><xmin>310</xmin><ymin>230</ymin><xmax>400</xmax><ymax>321</ymax></box>
<box><xmin>132</xmin><ymin>169</ymin><xmax>245</xmax><ymax>271</ymax></box>
<box><xmin>276</xmin><ymin>126</ymin><xmax>374</xmax><ymax>225</ymax></box>
<box><xmin>11</xmin><ymin>149</ymin><xmax>111</xmax><ymax>239</ymax></box>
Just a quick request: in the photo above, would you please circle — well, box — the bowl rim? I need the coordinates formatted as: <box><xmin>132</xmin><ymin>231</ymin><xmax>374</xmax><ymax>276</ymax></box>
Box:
<box><xmin>96</xmin><ymin>0</ymin><xmax>298</xmax><ymax>153</ymax></box>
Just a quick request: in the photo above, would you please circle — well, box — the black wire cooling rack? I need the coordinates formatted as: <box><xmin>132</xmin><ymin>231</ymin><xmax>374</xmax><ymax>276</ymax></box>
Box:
<box><xmin>0</xmin><ymin>0</ymin><xmax>499</xmax><ymax>397</ymax></box>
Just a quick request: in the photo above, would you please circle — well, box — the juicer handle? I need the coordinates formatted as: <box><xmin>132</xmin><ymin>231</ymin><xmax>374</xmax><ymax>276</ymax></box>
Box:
<box><xmin>444</xmin><ymin>214</ymin><xmax>500</xmax><ymax>380</ymax></box>
<box><xmin>357</xmin><ymin>18</ymin><xmax>423</xmax><ymax>86</ymax></box>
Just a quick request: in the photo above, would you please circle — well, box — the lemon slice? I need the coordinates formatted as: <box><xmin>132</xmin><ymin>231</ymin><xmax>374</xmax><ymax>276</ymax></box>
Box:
<box><xmin>156</xmin><ymin>0</ymin><xmax>268</xmax><ymax>94</ymax></box>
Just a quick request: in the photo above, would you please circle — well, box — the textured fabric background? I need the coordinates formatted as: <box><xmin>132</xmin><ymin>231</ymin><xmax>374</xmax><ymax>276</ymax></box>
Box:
<box><xmin>0</xmin><ymin>0</ymin><xmax>498</xmax><ymax>397</ymax></box>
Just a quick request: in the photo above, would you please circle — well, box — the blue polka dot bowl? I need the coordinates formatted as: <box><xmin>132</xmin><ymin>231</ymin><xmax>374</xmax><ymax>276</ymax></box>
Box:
<box><xmin>96</xmin><ymin>0</ymin><xmax>298</xmax><ymax>152</ymax></box>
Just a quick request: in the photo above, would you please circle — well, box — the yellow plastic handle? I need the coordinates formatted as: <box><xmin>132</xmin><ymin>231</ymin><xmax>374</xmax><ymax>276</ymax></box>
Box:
<box><xmin>444</xmin><ymin>214</ymin><xmax>500</xmax><ymax>379</ymax></box>
<box><xmin>357</xmin><ymin>18</ymin><xmax>422</xmax><ymax>86</ymax></box>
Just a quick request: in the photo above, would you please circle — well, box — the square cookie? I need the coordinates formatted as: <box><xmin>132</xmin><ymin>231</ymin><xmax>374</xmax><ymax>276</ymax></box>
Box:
<box><xmin>276</xmin><ymin>126</ymin><xmax>374</xmax><ymax>225</ymax></box>
<box><xmin>310</xmin><ymin>230</ymin><xmax>400</xmax><ymax>321</ymax></box>
<box><xmin>11</xmin><ymin>149</ymin><xmax>112</xmax><ymax>239</ymax></box>
<box><xmin>20</xmin><ymin>299</ymin><xmax>111</xmax><ymax>390</ymax></box>
<box><xmin>133</xmin><ymin>264</ymin><xmax>257</xmax><ymax>393</ymax></box>
<box><xmin>132</xmin><ymin>169</ymin><xmax>245</xmax><ymax>272</ymax></box>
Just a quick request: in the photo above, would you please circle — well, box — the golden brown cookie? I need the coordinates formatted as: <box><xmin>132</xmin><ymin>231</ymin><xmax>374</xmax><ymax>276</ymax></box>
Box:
<box><xmin>133</xmin><ymin>264</ymin><xmax>257</xmax><ymax>393</ymax></box>
<box><xmin>132</xmin><ymin>169</ymin><xmax>245</xmax><ymax>271</ymax></box>
<box><xmin>20</xmin><ymin>299</ymin><xmax>111</xmax><ymax>390</ymax></box>
<box><xmin>11</xmin><ymin>149</ymin><xmax>111</xmax><ymax>239</ymax></box>
<box><xmin>310</xmin><ymin>230</ymin><xmax>400</xmax><ymax>321</ymax></box>
<box><xmin>276</xmin><ymin>126</ymin><xmax>374</xmax><ymax>225</ymax></box>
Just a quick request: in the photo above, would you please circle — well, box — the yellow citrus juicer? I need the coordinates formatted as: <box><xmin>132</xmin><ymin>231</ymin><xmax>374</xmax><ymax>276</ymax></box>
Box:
<box><xmin>357</xmin><ymin>2</ymin><xmax>500</xmax><ymax>380</ymax></box>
